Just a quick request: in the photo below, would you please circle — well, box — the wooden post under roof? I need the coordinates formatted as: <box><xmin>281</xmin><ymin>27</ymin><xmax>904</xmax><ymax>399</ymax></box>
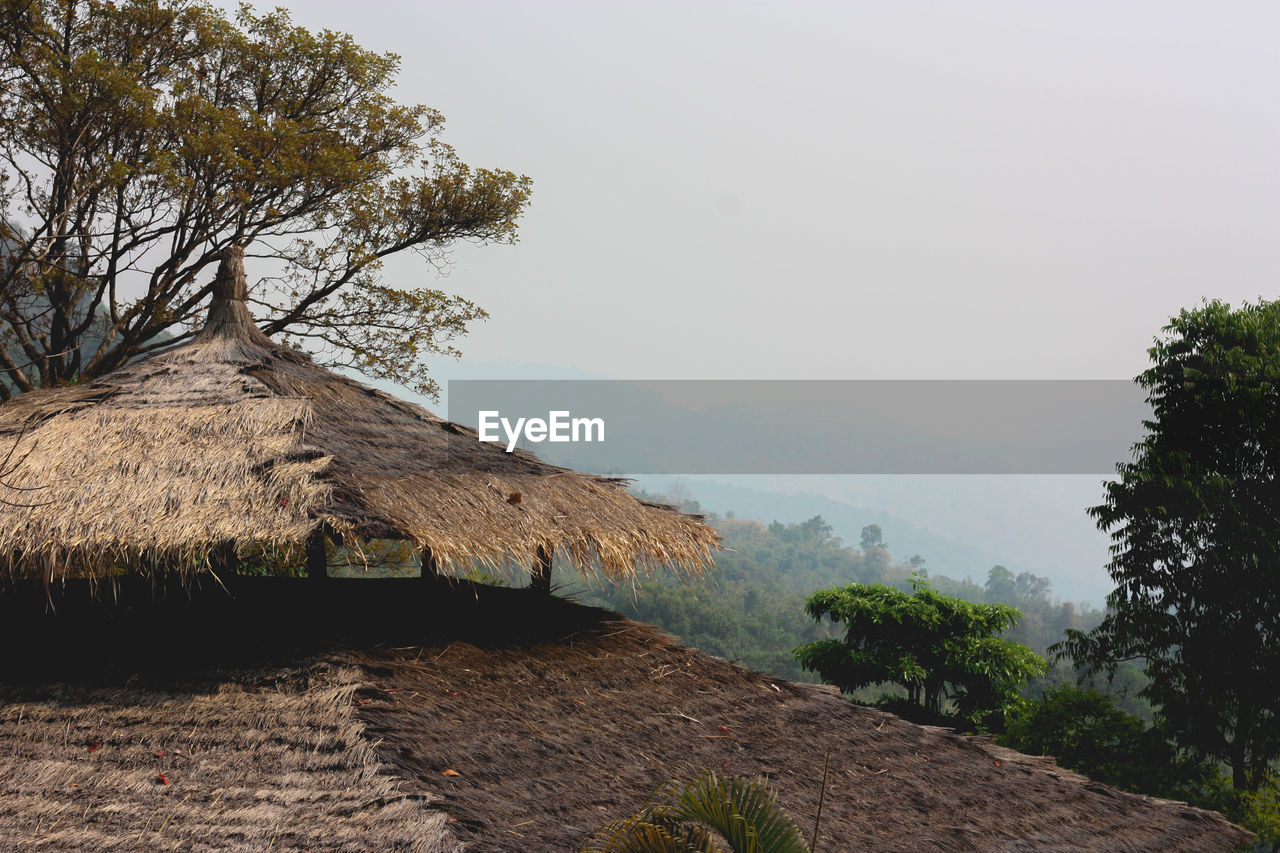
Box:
<box><xmin>306</xmin><ymin>531</ymin><xmax>327</xmax><ymax>581</ymax></box>
<box><xmin>210</xmin><ymin>542</ymin><xmax>239</xmax><ymax>577</ymax></box>
<box><xmin>531</xmin><ymin>545</ymin><xmax>552</xmax><ymax>594</ymax></box>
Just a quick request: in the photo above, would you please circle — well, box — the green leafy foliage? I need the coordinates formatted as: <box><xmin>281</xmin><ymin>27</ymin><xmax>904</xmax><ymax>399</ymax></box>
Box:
<box><xmin>1055</xmin><ymin>299</ymin><xmax>1280</xmax><ymax>791</ymax></box>
<box><xmin>569</xmin><ymin>514</ymin><xmax>907</xmax><ymax>681</ymax></box>
<box><xmin>582</xmin><ymin>771</ymin><xmax>810</xmax><ymax>853</ymax></box>
<box><xmin>0</xmin><ymin>0</ymin><xmax>530</xmax><ymax>396</ymax></box>
<box><xmin>1001</xmin><ymin>686</ymin><xmax>1217</xmax><ymax>799</ymax></box>
<box><xmin>795</xmin><ymin>580</ymin><xmax>1046</xmax><ymax>730</ymax></box>
<box><xmin>1229</xmin><ymin>775</ymin><xmax>1280</xmax><ymax>850</ymax></box>
<box><xmin>980</xmin><ymin>565</ymin><xmax>1093</xmax><ymax>657</ymax></box>
<box><xmin>1004</xmin><ymin>688</ymin><xmax>1280</xmax><ymax>848</ymax></box>
<box><xmin>573</xmin><ymin>503</ymin><xmax>1099</xmax><ymax>689</ymax></box>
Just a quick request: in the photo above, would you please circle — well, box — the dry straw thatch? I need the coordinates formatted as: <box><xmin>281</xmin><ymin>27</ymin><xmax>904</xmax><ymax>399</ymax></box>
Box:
<box><xmin>352</xmin><ymin>597</ymin><xmax>1256</xmax><ymax>853</ymax></box>
<box><xmin>0</xmin><ymin>247</ymin><xmax>716</xmax><ymax>582</ymax></box>
<box><xmin>0</xmin><ymin>664</ymin><xmax>459</xmax><ymax>852</ymax></box>
<box><xmin>0</xmin><ymin>581</ymin><xmax>1256</xmax><ymax>851</ymax></box>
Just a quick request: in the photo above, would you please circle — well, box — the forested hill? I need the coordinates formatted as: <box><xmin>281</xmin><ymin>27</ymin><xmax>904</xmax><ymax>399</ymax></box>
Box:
<box><xmin>566</xmin><ymin>498</ymin><xmax>1102</xmax><ymax>684</ymax></box>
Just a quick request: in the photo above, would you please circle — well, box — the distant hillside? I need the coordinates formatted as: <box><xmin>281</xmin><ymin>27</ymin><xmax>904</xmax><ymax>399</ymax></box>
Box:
<box><xmin>567</xmin><ymin>494</ymin><xmax>1102</xmax><ymax>686</ymax></box>
<box><xmin>629</xmin><ymin>474</ymin><xmax>1113</xmax><ymax>605</ymax></box>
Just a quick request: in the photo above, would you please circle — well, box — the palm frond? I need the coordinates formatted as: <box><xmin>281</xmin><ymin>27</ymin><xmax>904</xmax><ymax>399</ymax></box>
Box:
<box><xmin>583</xmin><ymin>771</ymin><xmax>810</xmax><ymax>853</ymax></box>
<box><xmin>660</xmin><ymin>771</ymin><xmax>810</xmax><ymax>853</ymax></box>
<box><xmin>581</xmin><ymin>814</ymin><xmax>719</xmax><ymax>853</ymax></box>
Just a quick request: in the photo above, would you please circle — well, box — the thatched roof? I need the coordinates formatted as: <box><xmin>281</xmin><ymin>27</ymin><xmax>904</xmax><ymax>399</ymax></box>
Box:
<box><xmin>0</xmin><ymin>665</ymin><xmax>457</xmax><ymax>853</ymax></box>
<box><xmin>0</xmin><ymin>579</ymin><xmax>1254</xmax><ymax>852</ymax></box>
<box><xmin>0</xmin><ymin>247</ymin><xmax>716</xmax><ymax>581</ymax></box>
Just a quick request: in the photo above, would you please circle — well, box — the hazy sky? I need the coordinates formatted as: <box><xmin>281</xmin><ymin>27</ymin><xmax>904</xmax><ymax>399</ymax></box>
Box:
<box><xmin>263</xmin><ymin>0</ymin><xmax>1279</xmax><ymax>382</ymax></box>
<box><xmin>208</xmin><ymin>2</ymin><xmax>1279</xmax><ymax>600</ymax></box>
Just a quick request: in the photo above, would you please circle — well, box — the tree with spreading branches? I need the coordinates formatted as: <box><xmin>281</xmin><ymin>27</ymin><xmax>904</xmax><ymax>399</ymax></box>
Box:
<box><xmin>796</xmin><ymin>579</ymin><xmax>1046</xmax><ymax>730</ymax></box>
<box><xmin>0</xmin><ymin>0</ymin><xmax>531</xmax><ymax>398</ymax></box>
<box><xmin>1055</xmin><ymin>299</ymin><xmax>1280</xmax><ymax>792</ymax></box>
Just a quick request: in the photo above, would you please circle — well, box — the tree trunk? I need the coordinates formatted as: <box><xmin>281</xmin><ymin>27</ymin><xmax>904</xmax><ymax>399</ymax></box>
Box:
<box><xmin>924</xmin><ymin>680</ymin><xmax>942</xmax><ymax>715</ymax></box>
<box><xmin>1230</xmin><ymin>700</ymin><xmax>1254</xmax><ymax>790</ymax></box>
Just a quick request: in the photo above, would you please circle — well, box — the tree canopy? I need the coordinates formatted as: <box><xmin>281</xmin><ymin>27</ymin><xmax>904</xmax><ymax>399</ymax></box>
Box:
<box><xmin>1056</xmin><ymin>299</ymin><xmax>1280</xmax><ymax>790</ymax></box>
<box><xmin>1001</xmin><ymin>686</ymin><xmax>1218</xmax><ymax>801</ymax></box>
<box><xmin>0</xmin><ymin>0</ymin><xmax>530</xmax><ymax>397</ymax></box>
<box><xmin>795</xmin><ymin>579</ymin><xmax>1045</xmax><ymax>730</ymax></box>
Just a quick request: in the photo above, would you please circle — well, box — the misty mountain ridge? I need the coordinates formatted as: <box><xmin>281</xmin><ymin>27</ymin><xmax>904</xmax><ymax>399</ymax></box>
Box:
<box><xmin>630</xmin><ymin>474</ymin><xmax>1112</xmax><ymax>607</ymax></box>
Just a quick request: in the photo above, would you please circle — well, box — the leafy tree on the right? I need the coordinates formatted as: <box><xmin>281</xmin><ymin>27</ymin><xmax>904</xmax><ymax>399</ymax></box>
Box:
<box><xmin>1055</xmin><ymin>299</ymin><xmax>1280</xmax><ymax>792</ymax></box>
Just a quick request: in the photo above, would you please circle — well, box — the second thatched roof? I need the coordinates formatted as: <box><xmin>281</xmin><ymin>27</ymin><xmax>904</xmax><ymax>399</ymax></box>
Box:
<box><xmin>0</xmin><ymin>247</ymin><xmax>716</xmax><ymax>581</ymax></box>
<box><xmin>0</xmin><ymin>581</ymin><xmax>1255</xmax><ymax>851</ymax></box>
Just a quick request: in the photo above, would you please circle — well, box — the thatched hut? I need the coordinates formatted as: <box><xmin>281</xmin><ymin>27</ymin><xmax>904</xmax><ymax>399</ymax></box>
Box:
<box><xmin>0</xmin><ymin>246</ymin><xmax>716</xmax><ymax>587</ymax></box>
<box><xmin>0</xmin><ymin>249</ymin><xmax>1254</xmax><ymax>851</ymax></box>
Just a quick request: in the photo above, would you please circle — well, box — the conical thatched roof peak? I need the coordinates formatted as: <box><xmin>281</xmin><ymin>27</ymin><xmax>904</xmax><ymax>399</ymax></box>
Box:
<box><xmin>195</xmin><ymin>245</ymin><xmax>269</xmax><ymax>348</ymax></box>
<box><xmin>0</xmin><ymin>249</ymin><xmax>717</xmax><ymax>581</ymax></box>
